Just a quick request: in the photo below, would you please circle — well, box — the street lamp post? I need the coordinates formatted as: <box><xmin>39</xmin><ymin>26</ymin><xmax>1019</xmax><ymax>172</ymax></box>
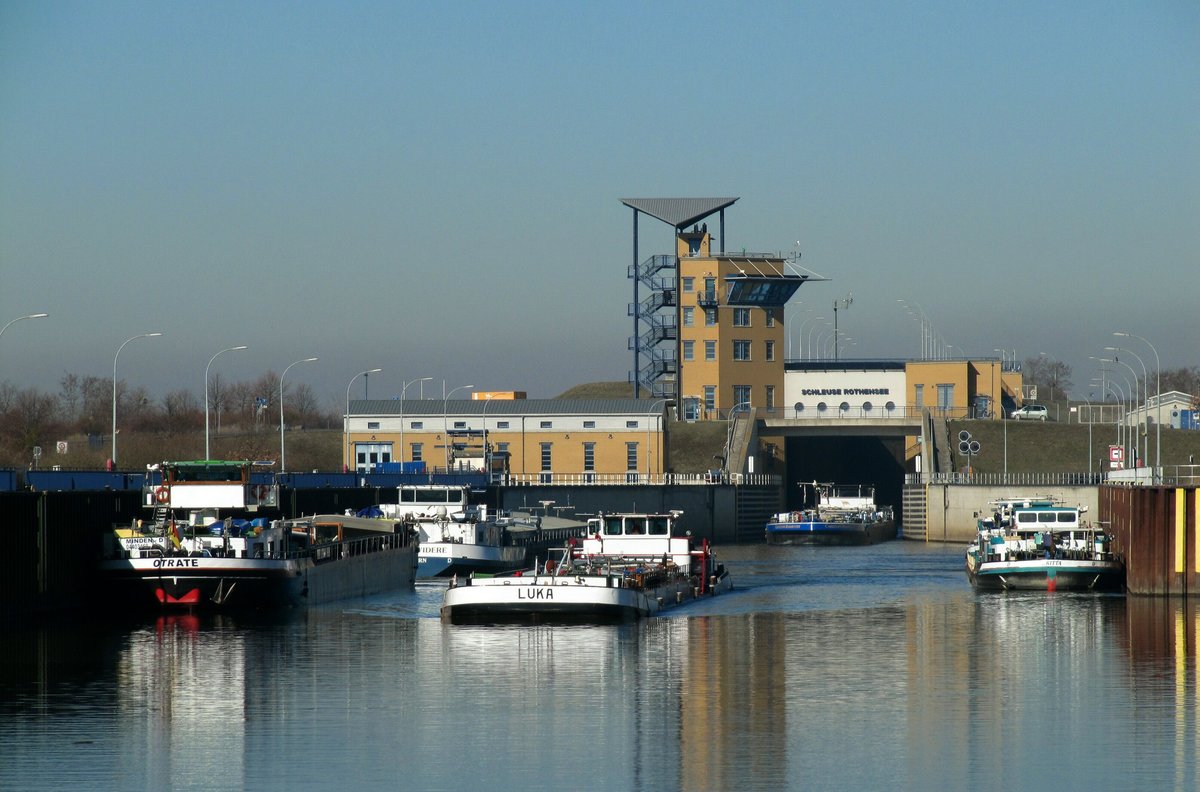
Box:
<box><xmin>279</xmin><ymin>357</ymin><xmax>318</xmax><ymax>473</ymax></box>
<box><xmin>646</xmin><ymin>398</ymin><xmax>672</xmax><ymax>479</ymax></box>
<box><xmin>443</xmin><ymin>385</ymin><xmax>475</xmax><ymax>473</ymax></box>
<box><xmin>345</xmin><ymin>368</ymin><xmax>382</xmax><ymax>473</ymax></box>
<box><xmin>1116</xmin><ymin>332</ymin><xmax>1161</xmax><ymax>479</ymax></box>
<box><xmin>897</xmin><ymin>300</ymin><xmax>922</xmax><ymax>359</ymax></box>
<box><xmin>1100</xmin><ymin>374</ymin><xmax>1131</xmax><ymax>463</ymax></box>
<box><xmin>1108</xmin><ymin>358</ymin><xmax>1141</xmax><ymax>467</ymax></box>
<box><xmin>112</xmin><ymin>332</ymin><xmax>163</xmax><ymax>468</ymax></box>
<box><xmin>205</xmin><ymin>345</ymin><xmax>248</xmax><ymax>460</ymax></box>
<box><xmin>1093</xmin><ymin>380</ymin><xmax>1125</xmax><ymax>468</ymax></box>
<box><xmin>1106</xmin><ymin>344</ymin><xmax>1149</xmax><ymax>471</ymax></box>
<box><xmin>813</xmin><ymin>325</ymin><xmax>832</xmax><ymax>360</ymax></box>
<box><xmin>0</xmin><ymin>312</ymin><xmax>49</xmax><ymax>344</ymax></box>
<box><xmin>1081</xmin><ymin>394</ymin><xmax>1093</xmax><ymax>478</ymax></box>
<box><xmin>399</xmin><ymin>376</ymin><xmax>433</xmax><ymax>473</ymax></box>
<box><xmin>480</xmin><ymin>395</ymin><xmax>496</xmax><ymax>479</ymax></box>
<box><xmin>787</xmin><ymin>307</ymin><xmax>812</xmax><ymax>359</ymax></box>
<box><xmin>798</xmin><ymin>314</ymin><xmax>825</xmax><ymax>360</ymax></box>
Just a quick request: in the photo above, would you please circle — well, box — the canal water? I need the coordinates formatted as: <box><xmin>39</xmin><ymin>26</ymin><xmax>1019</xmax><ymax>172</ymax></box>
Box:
<box><xmin>2</xmin><ymin>541</ymin><xmax>1197</xmax><ymax>791</ymax></box>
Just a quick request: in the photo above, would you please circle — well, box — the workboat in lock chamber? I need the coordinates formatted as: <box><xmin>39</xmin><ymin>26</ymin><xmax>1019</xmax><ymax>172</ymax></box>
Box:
<box><xmin>765</xmin><ymin>482</ymin><xmax>896</xmax><ymax>545</ymax></box>
<box><xmin>441</xmin><ymin>510</ymin><xmax>732</xmax><ymax>624</ymax></box>
<box><xmin>376</xmin><ymin>484</ymin><xmax>587</xmax><ymax>578</ymax></box>
<box><xmin>100</xmin><ymin>460</ymin><xmax>418</xmax><ymax>609</ymax></box>
<box><xmin>965</xmin><ymin>496</ymin><xmax>1124</xmax><ymax>592</ymax></box>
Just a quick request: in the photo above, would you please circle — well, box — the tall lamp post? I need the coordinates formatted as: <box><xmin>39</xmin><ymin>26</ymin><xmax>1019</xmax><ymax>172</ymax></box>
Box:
<box><xmin>112</xmin><ymin>332</ymin><xmax>163</xmax><ymax>468</ymax></box>
<box><xmin>399</xmin><ymin>376</ymin><xmax>433</xmax><ymax>472</ymax></box>
<box><xmin>897</xmin><ymin>299</ymin><xmax>931</xmax><ymax>359</ymax></box>
<box><xmin>787</xmin><ymin>307</ymin><xmax>812</xmax><ymax>359</ymax></box>
<box><xmin>1108</xmin><ymin>357</ymin><xmax>1142</xmax><ymax>467</ymax></box>
<box><xmin>1106</xmin><ymin>344</ymin><xmax>1149</xmax><ymax>472</ymax></box>
<box><xmin>345</xmin><ymin>368</ymin><xmax>382</xmax><ymax>473</ymax></box>
<box><xmin>799</xmin><ymin>314</ymin><xmax>825</xmax><ymax>360</ymax></box>
<box><xmin>1116</xmin><ymin>332</ymin><xmax>1161</xmax><ymax>479</ymax></box>
<box><xmin>646</xmin><ymin>398</ymin><xmax>672</xmax><ymax>479</ymax></box>
<box><xmin>480</xmin><ymin>394</ymin><xmax>496</xmax><ymax>479</ymax></box>
<box><xmin>0</xmin><ymin>312</ymin><xmax>49</xmax><ymax>344</ymax></box>
<box><xmin>832</xmin><ymin>293</ymin><xmax>852</xmax><ymax>361</ymax></box>
<box><xmin>443</xmin><ymin>384</ymin><xmax>475</xmax><ymax>473</ymax></box>
<box><xmin>1080</xmin><ymin>394</ymin><xmax>1093</xmax><ymax>478</ymax></box>
<box><xmin>205</xmin><ymin>345</ymin><xmax>248</xmax><ymax>460</ymax></box>
<box><xmin>1100</xmin><ymin>371</ymin><xmax>1133</xmax><ymax>464</ymax></box>
<box><xmin>279</xmin><ymin>357</ymin><xmax>318</xmax><ymax>473</ymax></box>
<box><xmin>1093</xmin><ymin>379</ymin><xmax>1124</xmax><ymax>469</ymax></box>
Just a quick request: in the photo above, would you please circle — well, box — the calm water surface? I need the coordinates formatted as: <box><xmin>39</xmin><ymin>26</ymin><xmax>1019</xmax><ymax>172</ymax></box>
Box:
<box><xmin>2</xmin><ymin>541</ymin><xmax>1198</xmax><ymax>791</ymax></box>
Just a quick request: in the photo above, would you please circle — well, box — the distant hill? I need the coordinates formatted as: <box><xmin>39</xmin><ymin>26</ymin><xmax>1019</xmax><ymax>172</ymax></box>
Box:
<box><xmin>555</xmin><ymin>381</ymin><xmax>637</xmax><ymax>399</ymax></box>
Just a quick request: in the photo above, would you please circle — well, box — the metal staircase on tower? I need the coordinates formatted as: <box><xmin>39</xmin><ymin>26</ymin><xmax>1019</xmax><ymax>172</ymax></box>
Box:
<box><xmin>628</xmin><ymin>254</ymin><xmax>678</xmax><ymax>399</ymax></box>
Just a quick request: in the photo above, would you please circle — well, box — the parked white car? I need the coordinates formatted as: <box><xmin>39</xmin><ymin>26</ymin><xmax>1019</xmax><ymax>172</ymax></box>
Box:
<box><xmin>1011</xmin><ymin>404</ymin><xmax>1048</xmax><ymax>421</ymax></box>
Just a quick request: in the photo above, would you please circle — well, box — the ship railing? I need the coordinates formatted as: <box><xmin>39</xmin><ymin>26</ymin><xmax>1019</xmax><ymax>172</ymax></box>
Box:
<box><xmin>298</xmin><ymin>530</ymin><xmax>415</xmax><ymax>563</ymax></box>
<box><xmin>908</xmin><ymin>471</ymin><xmax>1103</xmax><ymax>486</ymax></box>
<box><xmin>501</xmin><ymin>472</ymin><xmax>781</xmax><ymax>487</ymax></box>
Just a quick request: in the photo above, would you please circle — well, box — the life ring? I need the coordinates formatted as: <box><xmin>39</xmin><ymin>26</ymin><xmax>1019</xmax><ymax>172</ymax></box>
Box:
<box><xmin>155</xmin><ymin>486</ymin><xmax>169</xmax><ymax>504</ymax></box>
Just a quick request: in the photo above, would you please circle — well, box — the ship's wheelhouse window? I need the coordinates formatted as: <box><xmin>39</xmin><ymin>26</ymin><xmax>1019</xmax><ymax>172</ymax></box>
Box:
<box><xmin>604</xmin><ymin>516</ymin><xmax>623</xmax><ymax>535</ymax></box>
<box><xmin>1057</xmin><ymin>512</ymin><xmax>1076</xmax><ymax>523</ymax></box>
<box><xmin>625</xmin><ymin>518</ymin><xmax>645</xmax><ymax>535</ymax></box>
<box><xmin>648</xmin><ymin>517</ymin><xmax>670</xmax><ymax>535</ymax></box>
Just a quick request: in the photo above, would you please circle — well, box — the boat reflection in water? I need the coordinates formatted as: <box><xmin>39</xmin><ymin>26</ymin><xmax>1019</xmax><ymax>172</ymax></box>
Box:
<box><xmin>2</xmin><ymin>545</ymin><xmax>1197</xmax><ymax>791</ymax></box>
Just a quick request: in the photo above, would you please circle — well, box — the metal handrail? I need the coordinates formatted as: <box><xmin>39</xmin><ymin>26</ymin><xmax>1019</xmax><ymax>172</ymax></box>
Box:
<box><xmin>501</xmin><ymin>472</ymin><xmax>781</xmax><ymax>487</ymax></box>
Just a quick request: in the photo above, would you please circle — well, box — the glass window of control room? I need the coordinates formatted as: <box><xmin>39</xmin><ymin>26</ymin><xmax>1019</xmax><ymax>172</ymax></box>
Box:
<box><xmin>937</xmin><ymin>384</ymin><xmax>954</xmax><ymax>411</ymax></box>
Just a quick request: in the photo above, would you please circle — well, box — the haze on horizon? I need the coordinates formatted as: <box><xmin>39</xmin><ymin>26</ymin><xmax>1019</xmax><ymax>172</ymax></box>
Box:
<box><xmin>2</xmin><ymin>2</ymin><xmax>1196</xmax><ymax>409</ymax></box>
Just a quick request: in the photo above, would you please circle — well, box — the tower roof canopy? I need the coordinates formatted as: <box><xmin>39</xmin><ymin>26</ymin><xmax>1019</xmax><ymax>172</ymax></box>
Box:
<box><xmin>620</xmin><ymin>197</ymin><xmax>739</xmax><ymax>229</ymax></box>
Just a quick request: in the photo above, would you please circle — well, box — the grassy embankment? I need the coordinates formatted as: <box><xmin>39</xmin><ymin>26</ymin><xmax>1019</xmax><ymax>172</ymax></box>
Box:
<box><xmin>30</xmin><ymin>383</ymin><xmax>1200</xmax><ymax>475</ymax></box>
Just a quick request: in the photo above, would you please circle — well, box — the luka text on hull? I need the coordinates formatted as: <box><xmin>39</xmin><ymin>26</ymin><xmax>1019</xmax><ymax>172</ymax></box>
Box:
<box><xmin>965</xmin><ymin>497</ymin><xmax>1124</xmax><ymax>592</ymax></box>
<box><xmin>441</xmin><ymin>510</ymin><xmax>732</xmax><ymax>624</ymax></box>
<box><xmin>100</xmin><ymin>460</ymin><xmax>418</xmax><ymax>609</ymax></box>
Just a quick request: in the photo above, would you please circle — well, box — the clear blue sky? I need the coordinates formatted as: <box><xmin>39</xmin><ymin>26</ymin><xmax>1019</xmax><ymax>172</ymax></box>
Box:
<box><xmin>2</xmin><ymin>1</ymin><xmax>1196</xmax><ymax>407</ymax></box>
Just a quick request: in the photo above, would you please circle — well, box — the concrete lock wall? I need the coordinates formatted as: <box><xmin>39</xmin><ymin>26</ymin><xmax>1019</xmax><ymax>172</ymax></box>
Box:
<box><xmin>498</xmin><ymin>484</ymin><xmax>742</xmax><ymax>544</ymax></box>
<box><xmin>909</xmin><ymin>484</ymin><xmax>1101</xmax><ymax>544</ymax></box>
